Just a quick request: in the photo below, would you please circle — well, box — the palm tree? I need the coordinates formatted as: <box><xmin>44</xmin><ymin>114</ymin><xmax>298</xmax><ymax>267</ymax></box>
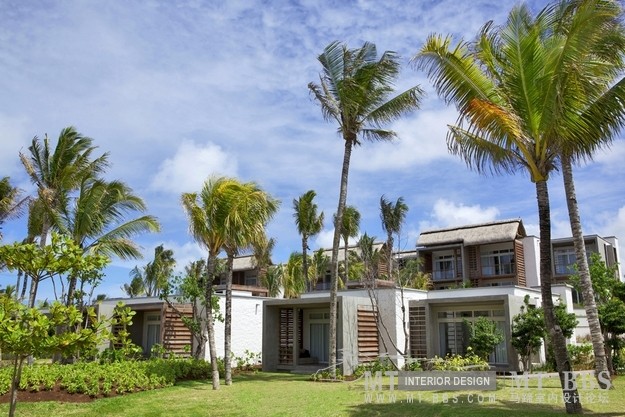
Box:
<box><xmin>282</xmin><ymin>252</ymin><xmax>307</xmax><ymax>298</ymax></box>
<box><xmin>553</xmin><ymin>0</ymin><xmax>625</xmax><ymax>384</ymax></box>
<box><xmin>20</xmin><ymin>127</ymin><xmax>109</xmax><ymax>307</ymax></box>
<box><xmin>293</xmin><ymin>190</ymin><xmax>324</xmax><ymax>292</ymax></box>
<box><xmin>131</xmin><ymin>245</ymin><xmax>175</xmax><ymax>298</ymax></box>
<box><xmin>379</xmin><ymin>195</ymin><xmax>408</xmax><ymax>280</ymax></box>
<box><xmin>252</xmin><ymin>236</ymin><xmax>276</xmax><ymax>292</ymax></box>
<box><xmin>335</xmin><ymin>205</ymin><xmax>360</xmax><ymax>285</ymax></box>
<box><xmin>311</xmin><ymin>248</ymin><xmax>330</xmax><ymax>291</ymax></box>
<box><xmin>0</xmin><ymin>177</ymin><xmax>29</xmax><ymax>239</ymax></box>
<box><xmin>58</xmin><ymin>179</ymin><xmax>160</xmax><ymax>305</ymax></box>
<box><xmin>412</xmin><ymin>2</ymin><xmax>615</xmax><ymax>412</ymax></box>
<box><xmin>182</xmin><ymin>176</ymin><xmax>237</xmax><ymax>390</ymax></box>
<box><xmin>122</xmin><ymin>274</ymin><xmax>145</xmax><ymax>298</ymax></box>
<box><xmin>220</xmin><ymin>179</ymin><xmax>279</xmax><ymax>385</ymax></box>
<box><xmin>309</xmin><ymin>41</ymin><xmax>423</xmax><ymax>375</ymax></box>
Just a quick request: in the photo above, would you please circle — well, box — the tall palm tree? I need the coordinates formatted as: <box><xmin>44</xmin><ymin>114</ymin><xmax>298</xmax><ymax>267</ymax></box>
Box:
<box><xmin>122</xmin><ymin>274</ymin><xmax>145</xmax><ymax>298</ymax></box>
<box><xmin>309</xmin><ymin>41</ymin><xmax>423</xmax><ymax>375</ymax></box>
<box><xmin>20</xmin><ymin>127</ymin><xmax>108</xmax><ymax>307</ymax></box>
<box><xmin>412</xmin><ymin>2</ymin><xmax>613</xmax><ymax>412</ymax></box>
<box><xmin>58</xmin><ymin>179</ymin><xmax>160</xmax><ymax>305</ymax></box>
<box><xmin>0</xmin><ymin>177</ymin><xmax>29</xmax><ymax>240</ymax></box>
<box><xmin>379</xmin><ymin>195</ymin><xmax>408</xmax><ymax>280</ymax></box>
<box><xmin>553</xmin><ymin>0</ymin><xmax>625</xmax><ymax>384</ymax></box>
<box><xmin>134</xmin><ymin>245</ymin><xmax>175</xmax><ymax>298</ymax></box>
<box><xmin>293</xmin><ymin>190</ymin><xmax>324</xmax><ymax>292</ymax></box>
<box><xmin>252</xmin><ymin>236</ymin><xmax>276</xmax><ymax>292</ymax></box>
<box><xmin>182</xmin><ymin>176</ymin><xmax>237</xmax><ymax>390</ymax></box>
<box><xmin>220</xmin><ymin>179</ymin><xmax>279</xmax><ymax>386</ymax></box>
<box><xmin>335</xmin><ymin>205</ymin><xmax>360</xmax><ymax>284</ymax></box>
<box><xmin>282</xmin><ymin>252</ymin><xmax>307</xmax><ymax>298</ymax></box>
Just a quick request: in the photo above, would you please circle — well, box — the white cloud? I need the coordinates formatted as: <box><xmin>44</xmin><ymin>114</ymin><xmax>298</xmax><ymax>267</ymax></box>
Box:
<box><xmin>150</xmin><ymin>140</ymin><xmax>238</xmax><ymax>194</ymax></box>
<box><xmin>419</xmin><ymin>198</ymin><xmax>500</xmax><ymax>231</ymax></box>
<box><xmin>0</xmin><ymin>113</ymin><xmax>33</xmax><ymax>177</ymax></box>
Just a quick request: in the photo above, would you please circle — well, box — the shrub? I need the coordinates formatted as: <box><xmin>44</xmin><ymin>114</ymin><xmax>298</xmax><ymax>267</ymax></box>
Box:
<box><xmin>568</xmin><ymin>343</ymin><xmax>594</xmax><ymax>371</ymax></box>
<box><xmin>423</xmin><ymin>349</ymin><xmax>489</xmax><ymax>371</ymax></box>
<box><xmin>352</xmin><ymin>357</ymin><xmax>396</xmax><ymax>378</ymax></box>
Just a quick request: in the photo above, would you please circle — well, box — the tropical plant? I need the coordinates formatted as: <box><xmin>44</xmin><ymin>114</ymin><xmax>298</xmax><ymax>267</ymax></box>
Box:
<box><xmin>261</xmin><ymin>264</ymin><xmax>283</xmax><ymax>298</ymax></box>
<box><xmin>511</xmin><ymin>295</ymin><xmax>546</xmax><ymax>373</ymax></box>
<box><xmin>122</xmin><ymin>274</ymin><xmax>145</xmax><ymax>298</ymax></box>
<box><xmin>0</xmin><ymin>177</ymin><xmax>29</xmax><ymax>240</ymax></box>
<box><xmin>59</xmin><ymin>179</ymin><xmax>160</xmax><ymax>306</ymax></box>
<box><xmin>293</xmin><ymin>190</ymin><xmax>324</xmax><ymax>292</ymax></box>
<box><xmin>218</xmin><ymin>179</ymin><xmax>279</xmax><ymax>385</ymax></box>
<box><xmin>252</xmin><ymin>236</ymin><xmax>276</xmax><ymax>293</ymax></box>
<box><xmin>309</xmin><ymin>40</ymin><xmax>423</xmax><ymax>375</ymax></box>
<box><xmin>412</xmin><ymin>2</ymin><xmax>610</xmax><ymax>411</ymax></box>
<box><xmin>311</xmin><ymin>248</ymin><xmax>330</xmax><ymax>291</ymax></box>
<box><xmin>19</xmin><ymin>127</ymin><xmax>108</xmax><ymax>307</ymax></box>
<box><xmin>550</xmin><ymin>0</ymin><xmax>625</xmax><ymax>385</ymax></box>
<box><xmin>282</xmin><ymin>252</ymin><xmax>308</xmax><ymax>298</ymax></box>
<box><xmin>336</xmin><ymin>205</ymin><xmax>360</xmax><ymax>284</ymax></box>
<box><xmin>379</xmin><ymin>195</ymin><xmax>408</xmax><ymax>280</ymax></box>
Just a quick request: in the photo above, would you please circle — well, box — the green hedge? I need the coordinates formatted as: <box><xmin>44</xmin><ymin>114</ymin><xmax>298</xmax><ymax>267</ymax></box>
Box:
<box><xmin>0</xmin><ymin>359</ymin><xmax>210</xmax><ymax>397</ymax></box>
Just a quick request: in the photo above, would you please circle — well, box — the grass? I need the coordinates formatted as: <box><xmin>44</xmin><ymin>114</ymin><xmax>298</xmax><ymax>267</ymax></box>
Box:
<box><xmin>1</xmin><ymin>372</ymin><xmax>624</xmax><ymax>417</ymax></box>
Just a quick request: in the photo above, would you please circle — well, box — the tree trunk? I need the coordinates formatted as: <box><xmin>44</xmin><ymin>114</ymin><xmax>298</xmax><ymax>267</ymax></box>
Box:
<box><xmin>344</xmin><ymin>237</ymin><xmax>349</xmax><ymax>282</ymax></box>
<box><xmin>387</xmin><ymin>233</ymin><xmax>394</xmax><ymax>280</ymax></box>
<box><xmin>302</xmin><ymin>236</ymin><xmax>309</xmax><ymax>292</ymax></box>
<box><xmin>561</xmin><ymin>155</ymin><xmax>609</xmax><ymax>387</ymax></box>
<box><xmin>9</xmin><ymin>355</ymin><xmax>25</xmax><ymax>417</ymax></box>
<box><xmin>536</xmin><ymin>180</ymin><xmax>583</xmax><ymax>414</ymax></box>
<box><xmin>224</xmin><ymin>250</ymin><xmax>234</xmax><ymax>385</ymax></box>
<box><xmin>329</xmin><ymin>137</ymin><xmax>354</xmax><ymax>378</ymax></box>
<box><xmin>205</xmin><ymin>254</ymin><xmax>220</xmax><ymax>390</ymax></box>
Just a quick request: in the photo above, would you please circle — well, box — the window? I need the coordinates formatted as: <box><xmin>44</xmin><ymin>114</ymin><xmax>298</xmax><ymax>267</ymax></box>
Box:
<box><xmin>434</xmin><ymin>255</ymin><xmax>455</xmax><ymax>280</ymax></box>
<box><xmin>481</xmin><ymin>249</ymin><xmax>515</xmax><ymax>276</ymax></box>
<box><xmin>554</xmin><ymin>248</ymin><xmax>577</xmax><ymax>275</ymax></box>
<box><xmin>245</xmin><ymin>276</ymin><xmax>258</xmax><ymax>286</ymax></box>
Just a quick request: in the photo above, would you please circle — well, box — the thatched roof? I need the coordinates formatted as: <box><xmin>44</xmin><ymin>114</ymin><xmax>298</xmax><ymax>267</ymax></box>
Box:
<box><xmin>417</xmin><ymin>219</ymin><xmax>526</xmax><ymax>247</ymax></box>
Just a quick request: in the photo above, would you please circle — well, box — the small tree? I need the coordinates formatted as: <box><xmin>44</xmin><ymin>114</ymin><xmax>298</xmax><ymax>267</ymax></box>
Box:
<box><xmin>0</xmin><ymin>295</ymin><xmax>104</xmax><ymax>417</ymax></box>
<box><xmin>466</xmin><ymin>316</ymin><xmax>504</xmax><ymax>361</ymax></box>
<box><xmin>511</xmin><ymin>295</ymin><xmax>546</xmax><ymax>372</ymax></box>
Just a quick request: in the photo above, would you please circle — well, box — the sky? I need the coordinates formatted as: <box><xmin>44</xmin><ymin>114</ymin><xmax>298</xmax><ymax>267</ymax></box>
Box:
<box><xmin>1</xmin><ymin>0</ymin><xmax>625</xmax><ymax>302</ymax></box>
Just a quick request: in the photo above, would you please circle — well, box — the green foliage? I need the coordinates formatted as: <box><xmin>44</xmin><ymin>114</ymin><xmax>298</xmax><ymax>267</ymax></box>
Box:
<box><xmin>0</xmin><ymin>359</ymin><xmax>211</xmax><ymax>397</ymax></box>
<box><xmin>310</xmin><ymin>368</ymin><xmax>344</xmax><ymax>381</ymax></box>
<box><xmin>397</xmin><ymin>259</ymin><xmax>432</xmax><ymax>290</ymax></box>
<box><xmin>100</xmin><ymin>302</ymin><xmax>142</xmax><ymax>362</ymax></box>
<box><xmin>567</xmin><ymin>344</ymin><xmax>594</xmax><ymax>371</ymax></box>
<box><xmin>352</xmin><ymin>357</ymin><xmax>396</xmax><ymax>377</ymax></box>
<box><xmin>465</xmin><ymin>317</ymin><xmax>504</xmax><ymax>360</ymax></box>
<box><xmin>511</xmin><ymin>295</ymin><xmax>545</xmax><ymax>372</ymax></box>
<box><xmin>233</xmin><ymin>350</ymin><xmax>261</xmax><ymax>372</ymax></box>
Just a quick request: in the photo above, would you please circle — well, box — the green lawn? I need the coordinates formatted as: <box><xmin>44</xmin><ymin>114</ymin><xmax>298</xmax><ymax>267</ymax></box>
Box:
<box><xmin>1</xmin><ymin>372</ymin><xmax>624</xmax><ymax>417</ymax></box>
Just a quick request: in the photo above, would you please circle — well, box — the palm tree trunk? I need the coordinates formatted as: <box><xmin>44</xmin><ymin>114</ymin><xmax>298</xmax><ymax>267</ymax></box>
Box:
<box><xmin>205</xmin><ymin>254</ymin><xmax>220</xmax><ymax>390</ymax></box>
<box><xmin>329</xmin><ymin>137</ymin><xmax>354</xmax><ymax>377</ymax></box>
<box><xmin>561</xmin><ymin>155</ymin><xmax>609</xmax><ymax>387</ymax></box>
<box><xmin>343</xmin><ymin>237</ymin><xmax>349</xmax><ymax>283</ymax></box>
<box><xmin>536</xmin><ymin>180</ymin><xmax>583</xmax><ymax>414</ymax></box>
<box><xmin>224</xmin><ymin>250</ymin><xmax>234</xmax><ymax>385</ymax></box>
<box><xmin>302</xmin><ymin>236</ymin><xmax>309</xmax><ymax>292</ymax></box>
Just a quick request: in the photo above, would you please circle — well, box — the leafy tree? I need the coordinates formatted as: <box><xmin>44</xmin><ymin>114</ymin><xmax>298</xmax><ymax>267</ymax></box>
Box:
<box><xmin>398</xmin><ymin>258</ymin><xmax>432</xmax><ymax>290</ymax></box>
<box><xmin>293</xmin><ymin>190</ymin><xmax>324</xmax><ymax>292</ymax></box>
<box><xmin>466</xmin><ymin>317</ymin><xmax>504</xmax><ymax>361</ymax></box>
<box><xmin>160</xmin><ymin>259</ymin><xmax>224</xmax><ymax>360</ymax></box>
<box><xmin>413</xmin><ymin>2</ymin><xmax>614</xmax><ymax>410</ymax></box>
<box><xmin>379</xmin><ymin>195</ymin><xmax>408</xmax><ymax>280</ymax></box>
<box><xmin>0</xmin><ymin>294</ymin><xmax>104</xmax><ymax>417</ymax></box>
<box><xmin>309</xmin><ymin>41</ymin><xmax>423</xmax><ymax>375</ymax></box>
<box><xmin>512</xmin><ymin>296</ymin><xmax>546</xmax><ymax>372</ymax></box>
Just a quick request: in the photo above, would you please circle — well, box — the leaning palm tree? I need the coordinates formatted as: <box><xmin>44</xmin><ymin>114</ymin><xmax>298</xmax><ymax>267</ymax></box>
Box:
<box><xmin>182</xmin><ymin>176</ymin><xmax>238</xmax><ymax>390</ymax></box>
<box><xmin>553</xmin><ymin>0</ymin><xmax>625</xmax><ymax>384</ymax></box>
<box><xmin>293</xmin><ymin>190</ymin><xmax>324</xmax><ymax>291</ymax></box>
<box><xmin>0</xmin><ymin>177</ymin><xmax>29</xmax><ymax>239</ymax></box>
<box><xmin>379</xmin><ymin>196</ymin><xmax>408</xmax><ymax>280</ymax></box>
<box><xmin>412</xmin><ymin>2</ymin><xmax>615</xmax><ymax>412</ymax></box>
<box><xmin>20</xmin><ymin>127</ymin><xmax>109</xmax><ymax>307</ymax></box>
<box><xmin>282</xmin><ymin>252</ymin><xmax>308</xmax><ymax>298</ymax></box>
<box><xmin>309</xmin><ymin>41</ymin><xmax>423</xmax><ymax>375</ymax></box>
<box><xmin>220</xmin><ymin>179</ymin><xmax>279</xmax><ymax>386</ymax></box>
<box><xmin>335</xmin><ymin>205</ymin><xmax>360</xmax><ymax>285</ymax></box>
<box><xmin>58</xmin><ymin>178</ymin><xmax>160</xmax><ymax>305</ymax></box>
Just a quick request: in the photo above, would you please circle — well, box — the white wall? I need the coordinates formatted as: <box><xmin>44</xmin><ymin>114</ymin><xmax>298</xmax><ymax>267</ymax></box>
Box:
<box><xmin>523</xmin><ymin>236</ymin><xmax>541</xmax><ymax>287</ymax></box>
<box><xmin>209</xmin><ymin>292</ymin><xmax>266</xmax><ymax>362</ymax></box>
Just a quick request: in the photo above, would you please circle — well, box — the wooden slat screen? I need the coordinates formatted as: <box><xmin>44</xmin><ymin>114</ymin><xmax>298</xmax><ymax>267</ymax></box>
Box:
<box><xmin>162</xmin><ymin>304</ymin><xmax>194</xmax><ymax>358</ymax></box>
<box><xmin>357</xmin><ymin>308</ymin><xmax>379</xmax><ymax>363</ymax></box>
<box><xmin>409</xmin><ymin>305</ymin><xmax>427</xmax><ymax>358</ymax></box>
<box><xmin>279</xmin><ymin>308</ymin><xmax>294</xmax><ymax>365</ymax></box>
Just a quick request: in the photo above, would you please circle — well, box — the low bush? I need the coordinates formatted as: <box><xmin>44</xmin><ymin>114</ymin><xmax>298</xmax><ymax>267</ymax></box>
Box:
<box><xmin>352</xmin><ymin>357</ymin><xmax>396</xmax><ymax>378</ymax></box>
<box><xmin>567</xmin><ymin>343</ymin><xmax>594</xmax><ymax>371</ymax></box>
<box><xmin>422</xmin><ymin>349</ymin><xmax>489</xmax><ymax>371</ymax></box>
<box><xmin>0</xmin><ymin>358</ymin><xmax>211</xmax><ymax>397</ymax></box>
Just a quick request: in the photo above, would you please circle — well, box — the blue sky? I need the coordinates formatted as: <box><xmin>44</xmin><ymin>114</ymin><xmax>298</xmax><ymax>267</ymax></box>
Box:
<box><xmin>2</xmin><ymin>0</ymin><xmax>625</xmax><ymax>301</ymax></box>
